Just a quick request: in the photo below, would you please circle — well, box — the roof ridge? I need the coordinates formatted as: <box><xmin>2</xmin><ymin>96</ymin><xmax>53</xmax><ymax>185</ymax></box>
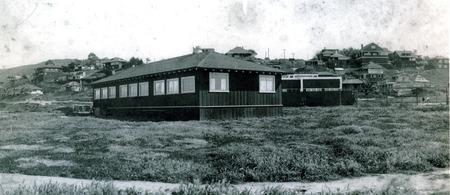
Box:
<box><xmin>197</xmin><ymin>51</ymin><xmax>212</xmax><ymax>67</ymax></box>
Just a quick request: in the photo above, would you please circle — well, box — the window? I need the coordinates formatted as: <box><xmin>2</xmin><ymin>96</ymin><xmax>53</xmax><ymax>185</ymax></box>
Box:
<box><xmin>129</xmin><ymin>83</ymin><xmax>138</xmax><ymax>97</ymax></box>
<box><xmin>119</xmin><ymin>85</ymin><xmax>127</xmax><ymax>98</ymax></box>
<box><xmin>167</xmin><ymin>78</ymin><xmax>179</xmax><ymax>94</ymax></box>
<box><xmin>108</xmin><ymin>86</ymin><xmax>116</xmax><ymax>99</ymax></box>
<box><xmin>101</xmin><ymin>87</ymin><xmax>108</xmax><ymax>99</ymax></box>
<box><xmin>181</xmin><ymin>76</ymin><xmax>195</xmax><ymax>93</ymax></box>
<box><xmin>210</xmin><ymin>72</ymin><xmax>229</xmax><ymax>92</ymax></box>
<box><xmin>94</xmin><ymin>88</ymin><xmax>101</xmax><ymax>100</ymax></box>
<box><xmin>139</xmin><ymin>82</ymin><xmax>149</xmax><ymax>96</ymax></box>
<box><xmin>154</xmin><ymin>80</ymin><xmax>165</xmax><ymax>95</ymax></box>
<box><xmin>259</xmin><ymin>75</ymin><xmax>275</xmax><ymax>93</ymax></box>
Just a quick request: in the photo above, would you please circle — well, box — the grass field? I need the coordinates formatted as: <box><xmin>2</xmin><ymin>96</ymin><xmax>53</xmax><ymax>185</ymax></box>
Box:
<box><xmin>0</xmin><ymin>102</ymin><xmax>448</xmax><ymax>185</ymax></box>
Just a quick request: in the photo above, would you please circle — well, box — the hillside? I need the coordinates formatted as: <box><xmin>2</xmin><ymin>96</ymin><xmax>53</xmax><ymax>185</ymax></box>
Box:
<box><xmin>420</xmin><ymin>69</ymin><xmax>449</xmax><ymax>89</ymax></box>
<box><xmin>0</xmin><ymin>59</ymin><xmax>76</xmax><ymax>82</ymax></box>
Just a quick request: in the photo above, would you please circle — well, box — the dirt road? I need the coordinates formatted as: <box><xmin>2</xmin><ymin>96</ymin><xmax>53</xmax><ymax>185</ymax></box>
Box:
<box><xmin>0</xmin><ymin>169</ymin><xmax>449</xmax><ymax>194</ymax></box>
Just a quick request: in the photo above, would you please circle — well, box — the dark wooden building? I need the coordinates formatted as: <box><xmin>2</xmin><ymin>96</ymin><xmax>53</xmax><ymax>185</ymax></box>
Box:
<box><xmin>281</xmin><ymin>74</ymin><xmax>355</xmax><ymax>106</ymax></box>
<box><xmin>91</xmin><ymin>50</ymin><xmax>285</xmax><ymax>120</ymax></box>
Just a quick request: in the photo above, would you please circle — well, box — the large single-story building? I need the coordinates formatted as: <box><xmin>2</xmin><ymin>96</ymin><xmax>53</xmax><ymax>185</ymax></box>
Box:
<box><xmin>91</xmin><ymin>49</ymin><xmax>285</xmax><ymax>120</ymax></box>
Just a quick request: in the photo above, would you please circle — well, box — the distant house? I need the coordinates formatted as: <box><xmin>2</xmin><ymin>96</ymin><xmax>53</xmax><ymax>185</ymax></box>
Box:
<box><xmin>34</xmin><ymin>67</ymin><xmax>63</xmax><ymax>83</ymax></box>
<box><xmin>353</xmin><ymin>43</ymin><xmax>390</xmax><ymax>66</ymax></box>
<box><xmin>358</xmin><ymin>62</ymin><xmax>384</xmax><ymax>84</ymax></box>
<box><xmin>334</xmin><ymin>68</ymin><xmax>345</xmax><ymax>76</ymax></box>
<box><xmin>91</xmin><ymin>49</ymin><xmax>285</xmax><ymax>120</ymax></box>
<box><xmin>305</xmin><ymin>59</ymin><xmax>323</xmax><ymax>66</ymax></box>
<box><xmin>64</xmin><ymin>81</ymin><xmax>82</xmax><ymax>92</ymax></box>
<box><xmin>102</xmin><ymin>57</ymin><xmax>127</xmax><ymax>71</ymax></box>
<box><xmin>392</xmin><ymin>50</ymin><xmax>417</xmax><ymax>67</ymax></box>
<box><xmin>385</xmin><ymin>73</ymin><xmax>431</xmax><ymax>96</ymax></box>
<box><xmin>225</xmin><ymin>47</ymin><xmax>255</xmax><ymax>59</ymax></box>
<box><xmin>317</xmin><ymin>48</ymin><xmax>339</xmax><ymax>62</ymax></box>
<box><xmin>428</xmin><ymin>56</ymin><xmax>449</xmax><ymax>69</ymax></box>
<box><xmin>13</xmin><ymin>84</ymin><xmax>43</xmax><ymax>95</ymax></box>
<box><xmin>342</xmin><ymin>78</ymin><xmax>364</xmax><ymax>91</ymax></box>
<box><xmin>328</xmin><ymin>52</ymin><xmax>350</xmax><ymax>67</ymax></box>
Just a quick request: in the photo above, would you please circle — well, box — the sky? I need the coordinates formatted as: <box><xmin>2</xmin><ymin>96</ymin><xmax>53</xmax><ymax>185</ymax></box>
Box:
<box><xmin>1</xmin><ymin>0</ymin><xmax>449</xmax><ymax>68</ymax></box>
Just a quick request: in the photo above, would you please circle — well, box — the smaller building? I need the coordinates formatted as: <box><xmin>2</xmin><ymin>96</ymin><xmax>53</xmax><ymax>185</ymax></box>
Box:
<box><xmin>342</xmin><ymin>78</ymin><xmax>364</xmax><ymax>92</ymax></box>
<box><xmin>225</xmin><ymin>47</ymin><xmax>255</xmax><ymax>59</ymax></box>
<box><xmin>358</xmin><ymin>62</ymin><xmax>384</xmax><ymax>84</ymax></box>
<box><xmin>386</xmin><ymin>73</ymin><xmax>431</xmax><ymax>96</ymax></box>
<box><xmin>102</xmin><ymin>57</ymin><xmax>127</xmax><ymax>71</ymax></box>
<box><xmin>428</xmin><ymin>56</ymin><xmax>449</xmax><ymax>69</ymax></box>
<box><xmin>327</xmin><ymin>52</ymin><xmax>350</xmax><ymax>67</ymax></box>
<box><xmin>34</xmin><ymin>67</ymin><xmax>63</xmax><ymax>83</ymax></box>
<box><xmin>13</xmin><ymin>84</ymin><xmax>43</xmax><ymax>95</ymax></box>
<box><xmin>282</xmin><ymin>74</ymin><xmax>354</xmax><ymax>106</ymax></box>
<box><xmin>64</xmin><ymin>81</ymin><xmax>82</xmax><ymax>92</ymax></box>
<box><xmin>392</xmin><ymin>50</ymin><xmax>417</xmax><ymax>67</ymax></box>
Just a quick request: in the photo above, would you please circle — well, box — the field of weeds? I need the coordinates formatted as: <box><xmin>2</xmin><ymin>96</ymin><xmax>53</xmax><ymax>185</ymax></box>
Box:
<box><xmin>0</xmin><ymin>102</ymin><xmax>448</xmax><ymax>184</ymax></box>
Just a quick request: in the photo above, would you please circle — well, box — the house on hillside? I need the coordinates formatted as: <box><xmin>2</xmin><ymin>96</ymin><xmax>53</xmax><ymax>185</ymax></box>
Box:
<box><xmin>91</xmin><ymin>48</ymin><xmax>285</xmax><ymax>120</ymax></box>
<box><xmin>392</xmin><ymin>50</ymin><xmax>417</xmax><ymax>67</ymax></box>
<box><xmin>342</xmin><ymin>78</ymin><xmax>364</xmax><ymax>91</ymax></box>
<box><xmin>317</xmin><ymin>48</ymin><xmax>339</xmax><ymax>62</ymax></box>
<box><xmin>384</xmin><ymin>73</ymin><xmax>431</xmax><ymax>96</ymax></box>
<box><xmin>34</xmin><ymin>67</ymin><xmax>63</xmax><ymax>83</ymax></box>
<box><xmin>353</xmin><ymin>43</ymin><xmax>390</xmax><ymax>66</ymax></box>
<box><xmin>428</xmin><ymin>56</ymin><xmax>449</xmax><ymax>69</ymax></box>
<box><xmin>225</xmin><ymin>47</ymin><xmax>255</xmax><ymax>59</ymax></box>
<box><xmin>102</xmin><ymin>57</ymin><xmax>127</xmax><ymax>71</ymax></box>
<box><xmin>12</xmin><ymin>84</ymin><xmax>43</xmax><ymax>95</ymax></box>
<box><xmin>64</xmin><ymin>81</ymin><xmax>82</xmax><ymax>92</ymax></box>
<box><xmin>358</xmin><ymin>62</ymin><xmax>384</xmax><ymax>84</ymax></box>
<box><xmin>328</xmin><ymin>52</ymin><xmax>350</xmax><ymax>67</ymax></box>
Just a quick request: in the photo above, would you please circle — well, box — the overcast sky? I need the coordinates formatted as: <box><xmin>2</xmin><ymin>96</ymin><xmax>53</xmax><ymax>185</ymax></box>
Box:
<box><xmin>1</xmin><ymin>0</ymin><xmax>449</xmax><ymax>68</ymax></box>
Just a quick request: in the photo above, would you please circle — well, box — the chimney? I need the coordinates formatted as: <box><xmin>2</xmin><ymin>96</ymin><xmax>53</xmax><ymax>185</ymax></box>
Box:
<box><xmin>361</xmin><ymin>44</ymin><xmax>363</xmax><ymax>49</ymax></box>
<box><xmin>193</xmin><ymin>46</ymin><xmax>203</xmax><ymax>54</ymax></box>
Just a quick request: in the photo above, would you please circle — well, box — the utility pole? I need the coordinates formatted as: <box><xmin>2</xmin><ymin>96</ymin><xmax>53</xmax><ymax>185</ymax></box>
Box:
<box><xmin>292</xmin><ymin>53</ymin><xmax>295</xmax><ymax>59</ymax></box>
<box><xmin>267</xmin><ymin>48</ymin><xmax>270</xmax><ymax>59</ymax></box>
<box><xmin>283</xmin><ymin>49</ymin><xmax>286</xmax><ymax>59</ymax></box>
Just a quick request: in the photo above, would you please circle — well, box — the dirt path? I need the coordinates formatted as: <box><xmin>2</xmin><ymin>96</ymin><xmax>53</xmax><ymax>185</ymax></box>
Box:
<box><xmin>0</xmin><ymin>169</ymin><xmax>449</xmax><ymax>194</ymax></box>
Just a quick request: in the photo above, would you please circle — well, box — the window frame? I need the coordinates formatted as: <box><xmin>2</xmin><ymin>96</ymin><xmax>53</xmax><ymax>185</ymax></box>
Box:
<box><xmin>154</xmin><ymin>80</ymin><xmax>165</xmax><ymax>96</ymax></box>
<box><xmin>108</xmin><ymin>86</ymin><xmax>116</xmax><ymax>99</ymax></box>
<box><xmin>209</xmin><ymin>72</ymin><xmax>229</xmax><ymax>92</ymax></box>
<box><xmin>139</xmin><ymin>82</ymin><xmax>149</xmax><ymax>96</ymax></box>
<box><xmin>101</xmin><ymin>87</ymin><xmax>108</xmax><ymax>99</ymax></box>
<box><xmin>119</xmin><ymin>84</ymin><xmax>128</xmax><ymax>98</ymax></box>
<box><xmin>94</xmin><ymin>88</ymin><xmax>101</xmax><ymax>100</ymax></box>
<box><xmin>128</xmin><ymin>83</ymin><xmax>138</xmax><ymax>97</ymax></box>
<box><xmin>166</xmin><ymin>78</ymin><xmax>179</xmax><ymax>95</ymax></box>
<box><xmin>259</xmin><ymin>75</ymin><xmax>276</xmax><ymax>93</ymax></box>
<box><xmin>181</xmin><ymin>76</ymin><xmax>195</xmax><ymax>94</ymax></box>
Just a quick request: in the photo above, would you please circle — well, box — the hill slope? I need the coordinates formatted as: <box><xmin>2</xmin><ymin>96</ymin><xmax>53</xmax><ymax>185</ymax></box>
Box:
<box><xmin>0</xmin><ymin>59</ymin><xmax>76</xmax><ymax>82</ymax></box>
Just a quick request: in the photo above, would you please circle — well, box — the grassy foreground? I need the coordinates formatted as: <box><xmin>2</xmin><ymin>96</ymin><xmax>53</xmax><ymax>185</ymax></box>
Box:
<box><xmin>0</xmin><ymin>102</ymin><xmax>448</xmax><ymax>184</ymax></box>
<box><xmin>4</xmin><ymin>179</ymin><xmax>424</xmax><ymax>195</ymax></box>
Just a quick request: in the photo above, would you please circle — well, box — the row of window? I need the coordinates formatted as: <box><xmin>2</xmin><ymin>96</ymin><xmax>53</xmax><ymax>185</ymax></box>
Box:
<box><xmin>94</xmin><ymin>73</ymin><xmax>276</xmax><ymax>100</ymax></box>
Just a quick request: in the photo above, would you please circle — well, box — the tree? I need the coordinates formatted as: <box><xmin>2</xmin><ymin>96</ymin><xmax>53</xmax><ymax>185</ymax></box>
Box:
<box><xmin>87</xmin><ymin>53</ymin><xmax>99</xmax><ymax>66</ymax></box>
<box><xmin>123</xmin><ymin>57</ymin><xmax>144</xmax><ymax>69</ymax></box>
<box><xmin>68</xmin><ymin>62</ymin><xmax>76</xmax><ymax>70</ymax></box>
<box><xmin>248</xmin><ymin>49</ymin><xmax>258</xmax><ymax>56</ymax></box>
<box><xmin>341</xmin><ymin>47</ymin><xmax>357</xmax><ymax>57</ymax></box>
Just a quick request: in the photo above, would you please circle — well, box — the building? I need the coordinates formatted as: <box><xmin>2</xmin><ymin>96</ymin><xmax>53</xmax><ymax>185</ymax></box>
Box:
<box><xmin>91</xmin><ymin>49</ymin><xmax>285</xmax><ymax>120</ymax></box>
<box><xmin>385</xmin><ymin>73</ymin><xmax>431</xmax><ymax>96</ymax></box>
<box><xmin>392</xmin><ymin>50</ymin><xmax>417</xmax><ymax>67</ymax></box>
<box><xmin>225</xmin><ymin>47</ymin><xmax>255</xmax><ymax>59</ymax></box>
<box><xmin>34</xmin><ymin>67</ymin><xmax>63</xmax><ymax>83</ymax></box>
<box><xmin>317</xmin><ymin>48</ymin><xmax>339</xmax><ymax>62</ymax></box>
<box><xmin>342</xmin><ymin>78</ymin><xmax>364</xmax><ymax>91</ymax></box>
<box><xmin>428</xmin><ymin>56</ymin><xmax>449</xmax><ymax>69</ymax></box>
<box><xmin>281</xmin><ymin>74</ymin><xmax>354</xmax><ymax>106</ymax></box>
<box><xmin>327</xmin><ymin>52</ymin><xmax>350</xmax><ymax>67</ymax></box>
<box><xmin>358</xmin><ymin>62</ymin><xmax>384</xmax><ymax>84</ymax></box>
<box><xmin>353</xmin><ymin>43</ymin><xmax>390</xmax><ymax>66</ymax></box>
<box><xmin>13</xmin><ymin>84</ymin><xmax>43</xmax><ymax>95</ymax></box>
<box><xmin>102</xmin><ymin>57</ymin><xmax>128</xmax><ymax>71</ymax></box>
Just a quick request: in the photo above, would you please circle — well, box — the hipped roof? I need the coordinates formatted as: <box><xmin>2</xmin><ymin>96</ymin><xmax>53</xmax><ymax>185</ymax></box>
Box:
<box><xmin>93</xmin><ymin>52</ymin><xmax>285</xmax><ymax>85</ymax></box>
<box><xmin>225</xmin><ymin>47</ymin><xmax>253</xmax><ymax>55</ymax></box>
